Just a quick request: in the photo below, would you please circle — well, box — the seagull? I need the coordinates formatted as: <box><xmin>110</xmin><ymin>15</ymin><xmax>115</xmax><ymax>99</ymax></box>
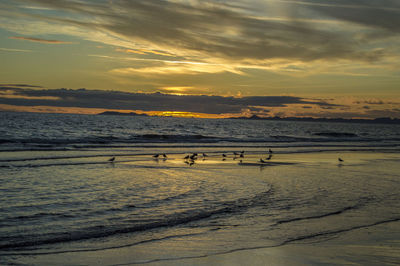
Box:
<box><xmin>338</xmin><ymin>157</ymin><xmax>344</xmax><ymax>162</ymax></box>
<box><xmin>153</xmin><ymin>154</ymin><xmax>159</xmax><ymax>158</ymax></box>
<box><xmin>190</xmin><ymin>154</ymin><xmax>197</xmax><ymax>160</ymax></box>
<box><xmin>184</xmin><ymin>155</ymin><xmax>190</xmax><ymax>159</ymax></box>
<box><xmin>162</xmin><ymin>153</ymin><xmax>167</xmax><ymax>158</ymax></box>
<box><xmin>266</xmin><ymin>154</ymin><xmax>272</xmax><ymax>160</ymax></box>
<box><xmin>108</xmin><ymin>157</ymin><xmax>115</xmax><ymax>162</ymax></box>
<box><xmin>222</xmin><ymin>153</ymin><xmax>227</xmax><ymax>158</ymax></box>
<box><xmin>239</xmin><ymin>153</ymin><xmax>244</xmax><ymax>158</ymax></box>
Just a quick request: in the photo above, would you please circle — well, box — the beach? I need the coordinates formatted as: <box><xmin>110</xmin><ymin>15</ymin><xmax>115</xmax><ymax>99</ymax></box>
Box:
<box><xmin>1</xmin><ymin>149</ymin><xmax>400</xmax><ymax>265</ymax></box>
<box><xmin>2</xmin><ymin>0</ymin><xmax>400</xmax><ymax>264</ymax></box>
<box><xmin>1</xmin><ymin>113</ymin><xmax>400</xmax><ymax>265</ymax></box>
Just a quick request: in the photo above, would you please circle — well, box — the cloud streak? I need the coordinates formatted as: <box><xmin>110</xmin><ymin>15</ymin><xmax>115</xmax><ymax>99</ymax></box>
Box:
<box><xmin>10</xmin><ymin>36</ymin><xmax>74</xmax><ymax>44</ymax></box>
<box><xmin>291</xmin><ymin>0</ymin><xmax>400</xmax><ymax>33</ymax></box>
<box><xmin>0</xmin><ymin>47</ymin><xmax>32</xmax><ymax>52</ymax></box>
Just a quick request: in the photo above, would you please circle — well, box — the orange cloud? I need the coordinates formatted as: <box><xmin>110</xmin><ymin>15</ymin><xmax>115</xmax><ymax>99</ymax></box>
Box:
<box><xmin>115</xmin><ymin>48</ymin><xmax>173</xmax><ymax>56</ymax></box>
<box><xmin>10</xmin><ymin>36</ymin><xmax>74</xmax><ymax>44</ymax></box>
<box><xmin>115</xmin><ymin>48</ymin><xmax>146</xmax><ymax>55</ymax></box>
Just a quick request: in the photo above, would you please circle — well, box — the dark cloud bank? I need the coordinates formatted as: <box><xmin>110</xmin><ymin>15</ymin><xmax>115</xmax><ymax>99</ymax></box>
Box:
<box><xmin>0</xmin><ymin>86</ymin><xmax>333</xmax><ymax>114</ymax></box>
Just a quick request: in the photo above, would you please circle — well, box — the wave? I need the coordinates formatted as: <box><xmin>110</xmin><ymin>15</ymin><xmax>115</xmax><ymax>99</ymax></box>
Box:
<box><xmin>1</xmin><ymin>133</ymin><xmax>399</xmax><ymax>150</ymax></box>
<box><xmin>280</xmin><ymin>217</ymin><xmax>400</xmax><ymax>245</ymax></box>
<box><xmin>274</xmin><ymin>195</ymin><xmax>374</xmax><ymax>226</ymax></box>
<box><xmin>0</xmin><ymin>188</ymin><xmax>273</xmax><ymax>251</ymax></box>
<box><xmin>1</xmin><ymin>147</ymin><xmax>399</xmax><ymax>169</ymax></box>
<box><xmin>138</xmin><ymin>134</ymin><xmax>217</xmax><ymax>141</ymax></box>
<box><xmin>1</xmin><ymin>146</ymin><xmax>399</xmax><ymax>166</ymax></box>
<box><xmin>0</xmin><ymin>134</ymin><xmax>225</xmax><ymax>146</ymax></box>
<box><xmin>120</xmin><ymin>217</ymin><xmax>400</xmax><ymax>265</ymax></box>
<box><xmin>275</xmin><ymin>205</ymin><xmax>357</xmax><ymax>225</ymax></box>
<box><xmin>0</xmin><ymin>231</ymin><xmax>210</xmax><ymax>257</ymax></box>
<box><xmin>313</xmin><ymin>132</ymin><xmax>358</xmax><ymax>138</ymax></box>
<box><xmin>0</xmin><ymin>212</ymin><xmax>75</xmax><ymax>226</ymax></box>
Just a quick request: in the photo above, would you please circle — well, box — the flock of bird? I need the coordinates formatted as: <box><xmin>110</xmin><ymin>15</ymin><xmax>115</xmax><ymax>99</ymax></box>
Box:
<box><xmin>181</xmin><ymin>150</ymin><xmax>247</xmax><ymax>166</ymax></box>
<box><xmin>108</xmin><ymin>148</ymin><xmax>344</xmax><ymax>165</ymax></box>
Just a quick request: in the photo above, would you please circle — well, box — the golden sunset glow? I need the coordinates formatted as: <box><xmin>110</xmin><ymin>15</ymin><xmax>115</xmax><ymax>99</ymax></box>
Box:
<box><xmin>0</xmin><ymin>0</ymin><xmax>399</xmax><ymax>118</ymax></box>
<box><xmin>1</xmin><ymin>2</ymin><xmax>400</xmax><ymax>263</ymax></box>
<box><xmin>159</xmin><ymin>87</ymin><xmax>197</xmax><ymax>96</ymax></box>
<box><xmin>148</xmin><ymin>111</ymin><xmax>223</xmax><ymax>119</ymax></box>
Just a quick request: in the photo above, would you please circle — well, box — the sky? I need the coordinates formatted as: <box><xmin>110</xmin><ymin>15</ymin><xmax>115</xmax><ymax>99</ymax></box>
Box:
<box><xmin>0</xmin><ymin>0</ymin><xmax>400</xmax><ymax>118</ymax></box>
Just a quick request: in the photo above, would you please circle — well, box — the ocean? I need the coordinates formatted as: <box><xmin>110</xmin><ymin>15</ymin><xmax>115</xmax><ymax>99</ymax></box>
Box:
<box><xmin>1</xmin><ymin>112</ymin><xmax>400</xmax><ymax>265</ymax></box>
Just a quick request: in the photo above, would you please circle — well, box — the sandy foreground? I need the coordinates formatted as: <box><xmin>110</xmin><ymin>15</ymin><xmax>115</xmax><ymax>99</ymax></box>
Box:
<box><xmin>149</xmin><ymin>220</ymin><xmax>400</xmax><ymax>266</ymax></box>
<box><xmin>11</xmin><ymin>219</ymin><xmax>400</xmax><ymax>265</ymax></box>
<box><xmin>2</xmin><ymin>151</ymin><xmax>400</xmax><ymax>265</ymax></box>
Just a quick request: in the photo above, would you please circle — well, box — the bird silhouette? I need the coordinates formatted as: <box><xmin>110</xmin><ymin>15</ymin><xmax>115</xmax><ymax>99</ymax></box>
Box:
<box><xmin>153</xmin><ymin>154</ymin><xmax>159</xmax><ymax>158</ymax></box>
<box><xmin>266</xmin><ymin>154</ymin><xmax>272</xmax><ymax>160</ymax></box>
<box><xmin>222</xmin><ymin>153</ymin><xmax>227</xmax><ymax>158</ymax></box>
<box><xmin>162</xmin><ymin>153</ymin><xmax>167</xmax><ymax>158</ymax></box>
<box><xmin>184</xmin><ymin>155</ymin><xmax>190</xmax><ymax>159</ymax></box>
<box><xmin>202</xmin><ymin>153</ymin><xmax>208</xmax><ymax>157</ymax></box>
<box><xmin>108</xmin><ymin>157</ymin><xmax>115</xmax><ymax>162</ymax></box>
<box><xmin>269</xmin><ymin>148</ymin><xmax>273</xmax><ymax>154</ymax></box>
<box><xmin>338</xmin><ymin>157</ymin><xmax>344</xmax><ymax>162</ymax></box>
<box><xmin>260</xmin><ymin>158</ymin><xmax>266</xmax><ymax>163</ymax></box>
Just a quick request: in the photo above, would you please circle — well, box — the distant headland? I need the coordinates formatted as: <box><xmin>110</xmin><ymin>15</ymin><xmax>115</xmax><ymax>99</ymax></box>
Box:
<box><xmin>98</xmin><ymin>111</ymin><xmax>149</xmax><ymax>117</ymax></box>
<box><xmin>230</xmin><ymin>115</ymin><xmax>400</xmax><ymax>124</ymax></box>
<box><xmin>98</xmin><ymin>111</ymin><xmax>400</xmax><ymax>124</ymax></box>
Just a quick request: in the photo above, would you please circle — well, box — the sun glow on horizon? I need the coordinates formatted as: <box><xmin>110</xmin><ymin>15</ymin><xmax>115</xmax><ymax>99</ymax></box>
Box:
<box><xmin>159</xmin><ymin>87</ymin><xmax>193</xmax><ymax>96</ymax></box>
<box><xmin>149</xmin><ymin>111</ymin><xmax>224</xmax><ymax>119</ymax></box>
<box><xmin>1</xmin><ymin>0</ymin><xmax>400</xmax><ymax>119</ymax></box>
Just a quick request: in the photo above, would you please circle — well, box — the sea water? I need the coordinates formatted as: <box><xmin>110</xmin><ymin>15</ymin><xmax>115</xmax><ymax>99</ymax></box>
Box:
<box><xmin>0</xmin><ymin>112</ymin><xmax>399</xmax><ymax>264</ymax></box>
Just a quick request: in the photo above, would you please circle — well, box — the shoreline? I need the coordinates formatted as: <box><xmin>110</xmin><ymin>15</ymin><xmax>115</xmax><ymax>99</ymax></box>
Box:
<box><xmin>1</xmin><ymin>150</ymin><xmax>399</xmax><ymax>265</ymax></box>
<box><xmin>147</xmin><ymin>219</ymin><xmax>400</xmax><ymax>266</ymax></box>
<box><xmin>5</xmin><ymin>216</ymin><xmax>399</xmax><ymax>265</ymax></box>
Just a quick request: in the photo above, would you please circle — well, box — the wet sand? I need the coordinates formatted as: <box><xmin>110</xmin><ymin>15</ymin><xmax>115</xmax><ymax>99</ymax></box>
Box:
<box><xmin>1</xmin><ymin>151</ymin><xmax>400</xmax><ymax>265</ymax></box>
<box><xmin>152</xmin><ymin>219</ymin><xmax>400</xmax><ymax>266</ymax></box>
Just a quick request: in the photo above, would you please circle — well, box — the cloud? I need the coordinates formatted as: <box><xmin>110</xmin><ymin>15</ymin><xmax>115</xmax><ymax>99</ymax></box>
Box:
<box><xmin>292</xmin><ymin>0</ymin><xmax>400</xmax><ymax>33</ymax></box>
<box><xmin>0</xmin><ymin>84</ymin><xmax>43</xmax><ymax>88</ymax></box>
<box><xmin>2</xmin><ymin>0</ymin><xmax>394</xmax><ymax>64</ymax></box>
<box><xmin>365</xmin><ymin>109</ymin><xmax>400</xmax><ymax>118</ymax></box>
<box><xmin>110</xmin><ymin>61</ymin><xmax>243</xmax><ymax>76</ymax></box>
<box><xmin>0</xmin><ymin>47</ymin><xmax>32</xmax><ymax>52</ymax></box>
<box><xmin>10</xmin><ymin>36</ymin><xmax>74</xmax><ymax>44</ymax></box>
<box><xmin>0</xmin><ymin>87</ymin><xmax>335</xmax><ymax>115</ymax></box>
<box><xmin>115</xmin><ymin>48</ymin><xmax>173</xmax><ymax>57</ymax></box>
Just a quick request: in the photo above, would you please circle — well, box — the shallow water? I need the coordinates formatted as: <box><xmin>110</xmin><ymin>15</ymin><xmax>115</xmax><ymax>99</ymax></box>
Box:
<box><xmin>1</xmin><ymin>113</ymin><xmax>400</xmax><ymax>265</ymax></box>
